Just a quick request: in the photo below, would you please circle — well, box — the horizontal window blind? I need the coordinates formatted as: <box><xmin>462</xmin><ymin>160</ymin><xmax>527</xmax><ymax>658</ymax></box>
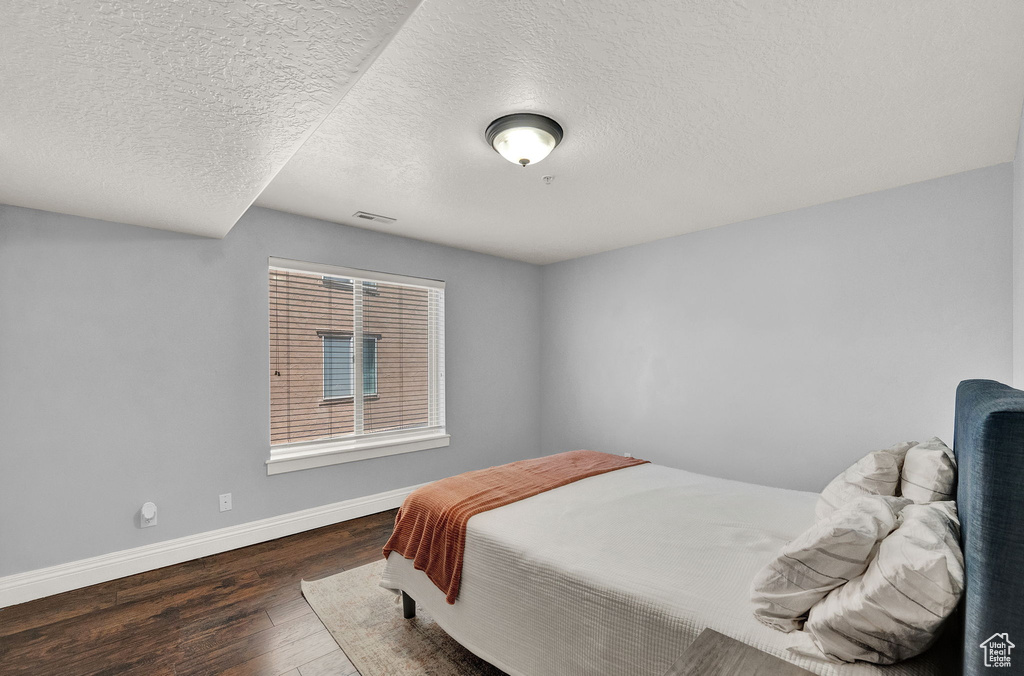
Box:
<box><xmin>269</xmin><ymin>259</ymin><xmax>445</xmax><ymax>448</ymax></box>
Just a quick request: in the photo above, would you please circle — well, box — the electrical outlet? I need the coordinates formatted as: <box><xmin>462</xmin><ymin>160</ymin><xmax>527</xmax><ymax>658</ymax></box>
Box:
<box><xmin>219</xmin><ymin>493</ymin><xmax>232</xmax><ymax>512</ymax></box>
<box><xmin>623</xmin><ymin>452</ymin><xmax>632</xmax><ymax>458</ymax></box>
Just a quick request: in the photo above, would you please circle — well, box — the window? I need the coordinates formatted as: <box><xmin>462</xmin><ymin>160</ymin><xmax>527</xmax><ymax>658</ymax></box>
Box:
<box><xmin>321</xmin><ymin>276</ymin><xmax>379</xmax><ymax>296</ymax></box>
<box><xmin>268</xmin><ymin>258</ymin><xmax>447</xmax><ymax>474</ymax></box>
<box><xmin>321</xmin><ymin>333</ymin><xmax>378</xmax><ymax>399</ymax></box>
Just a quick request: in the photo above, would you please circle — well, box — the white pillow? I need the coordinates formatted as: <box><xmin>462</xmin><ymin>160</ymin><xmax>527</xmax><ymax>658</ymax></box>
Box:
<box><xmin>816</xmin><ymin>449</ymin><xmax>902</xmax><ymax>520</ymax></box>
<box><xmin>878</xmin><ymin>440</ymin><xmax>918</xmax><ymax>474</ymax></box>
<box><xmin>900</xmin><ymin>437</ymin><xmax>956</xmax><ymax>503</ymax></box>
<box><xmin>752</xmin><ymin>495</ymin><xmax>910</xmax><ymax>633</ymax></box>
<box><xmin>799</xmin><ymin>501</ymin><xmax>964</xmax><ymax>664</ymax></box>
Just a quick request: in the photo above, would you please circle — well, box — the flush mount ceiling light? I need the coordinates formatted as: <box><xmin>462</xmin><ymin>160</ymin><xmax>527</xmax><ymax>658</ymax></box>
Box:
<box><xmin>486</xmin><ymin>113</ymin><xmax>563</xmax><ymax>167</ymax></box>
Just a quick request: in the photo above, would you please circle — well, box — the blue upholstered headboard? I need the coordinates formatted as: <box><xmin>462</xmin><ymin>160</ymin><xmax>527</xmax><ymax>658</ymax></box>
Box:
<box><xmin>953</xmin><ymin>380</ymin><xmax>1024</xmax><ymax>675</ymax></box>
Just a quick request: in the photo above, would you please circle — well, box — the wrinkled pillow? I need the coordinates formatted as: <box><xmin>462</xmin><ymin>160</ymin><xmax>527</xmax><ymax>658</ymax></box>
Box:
<box><xmin>877</xmin><ymin>440</ymin><xmax>918</xmax><ymax>474</ymax></box>
<box><xmin>799</xmin><ymin>501</ymin><xmax>964</xmax><ymax>664</ymax></box>
<box><xmin>816</xmin><ymin>449</ymin><xmax>902</xmax><ymax>520</ymax></box>
<box><xmin>752</xmin><ymin>495</ymin><xmax>910</xmax><ymax>632</ymax></box>
<box><xmin>900</xmin><ymin>437</ymin><xmax>956</xmax><ymax>503</ymax></box>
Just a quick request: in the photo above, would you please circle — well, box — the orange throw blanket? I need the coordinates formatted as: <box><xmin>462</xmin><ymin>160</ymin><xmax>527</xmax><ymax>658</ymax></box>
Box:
<box><xmin>382</xmin><ymin>450</ymin><xmax>649</xmax><ymax>604</ymax></box>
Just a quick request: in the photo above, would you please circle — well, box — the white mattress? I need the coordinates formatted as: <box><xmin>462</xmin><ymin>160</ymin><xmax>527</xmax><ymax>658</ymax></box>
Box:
<box><xmin>381</xmin><ymin>463</ymin><xmax>949</xmax><ymax>676</ymax></box>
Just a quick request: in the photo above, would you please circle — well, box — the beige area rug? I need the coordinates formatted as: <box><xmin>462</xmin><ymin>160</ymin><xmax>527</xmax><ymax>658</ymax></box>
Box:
<box><xmin>301</xmin><ymin>560</ymin><xmax>506</xmax><ymax>676</ymax></box>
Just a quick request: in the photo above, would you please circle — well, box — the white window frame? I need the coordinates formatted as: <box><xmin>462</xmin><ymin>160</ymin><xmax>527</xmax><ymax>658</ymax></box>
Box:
<box><xmin>267</xmin><ymin>257</ymin><xmax>448</xmax><ymax>475</ymax></box>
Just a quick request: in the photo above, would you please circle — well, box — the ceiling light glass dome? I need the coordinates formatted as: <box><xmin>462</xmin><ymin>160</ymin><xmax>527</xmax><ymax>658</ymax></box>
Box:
<box><xmin>486</xmin><ymin>113</ymin><xmax>563</xmax><ymax>167</ymax></box>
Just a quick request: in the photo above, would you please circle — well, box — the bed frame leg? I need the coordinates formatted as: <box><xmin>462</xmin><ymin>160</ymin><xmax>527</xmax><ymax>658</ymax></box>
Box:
<box><xmin>402</xmin><ymin>591</ymin><xmax>416</xmax><ymax>619</ymax></box>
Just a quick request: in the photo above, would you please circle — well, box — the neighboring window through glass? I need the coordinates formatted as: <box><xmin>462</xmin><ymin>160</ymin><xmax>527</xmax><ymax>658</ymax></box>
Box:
<box><xmin>322</xmin><ymin>335</ymin><xmax>378</xmax><ymax>399</ymax></box>
<box><xmin>321</xmin><ymin>276</ymin><xmax>379</xmax><ymax>295</ymax></box>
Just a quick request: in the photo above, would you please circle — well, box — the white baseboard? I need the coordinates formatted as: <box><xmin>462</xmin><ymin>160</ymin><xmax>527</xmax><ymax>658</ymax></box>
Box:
<box><xmin>0</xmin><ymin>483</ymin><xmax>424</xmax><ymax>609</ymax></box>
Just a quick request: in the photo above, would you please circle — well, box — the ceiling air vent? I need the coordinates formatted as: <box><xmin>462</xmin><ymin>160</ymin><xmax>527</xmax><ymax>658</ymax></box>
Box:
<box><xmin>352</xmin><ymin>211</ymin><xmax>396</xmax><ymax>225</ymax></box>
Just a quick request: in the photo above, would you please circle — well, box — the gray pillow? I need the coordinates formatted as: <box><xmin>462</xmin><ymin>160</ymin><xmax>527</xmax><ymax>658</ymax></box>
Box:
<box><xmin>900</xmin><ymin>437</ymin><xmax>956</xmax><ymax>503</ymax></box>
<box><xmin>752</xmin><ymin>495</ymin><xmax>910</xmax><ymax>633</ymax></box>
<box><xmin>799</xmin><ymin>501</ymin><xmax>964</xmax><ymax>664</ymax></box>
<box><xmin>816</xmin><ymin>447</ymin><xmax>906</xmax><ymax>520</ymax></box>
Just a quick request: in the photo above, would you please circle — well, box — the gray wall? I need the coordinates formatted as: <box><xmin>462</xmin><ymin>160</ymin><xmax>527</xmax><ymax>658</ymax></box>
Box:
<box><xmin>0</xmin><ymin>206</ymin><xmax>542</xmax><ymax>577</ymax></box>
<box><xmin>0</xmin><ymin>162</ymin><xmax>1015</xmax><ymax>578</ymax></box>
<box><xmin>541</xmin><ymin>164</ymin><xmax>1013</xmax><ymax>492</ymax></box>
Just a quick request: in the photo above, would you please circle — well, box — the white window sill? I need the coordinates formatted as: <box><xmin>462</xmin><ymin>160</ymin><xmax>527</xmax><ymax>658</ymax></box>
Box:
<box><xmin>266</xmin><ymin>430</ymin><xmax>450</xmax><ymax>475</ymax></box>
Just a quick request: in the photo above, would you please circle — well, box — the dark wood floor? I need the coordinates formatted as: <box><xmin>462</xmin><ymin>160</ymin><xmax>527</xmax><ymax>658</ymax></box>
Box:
<box><xmin>0</xmin><ymin>508</ymin><xmax>398</xmax><ymax>676</ymax></box>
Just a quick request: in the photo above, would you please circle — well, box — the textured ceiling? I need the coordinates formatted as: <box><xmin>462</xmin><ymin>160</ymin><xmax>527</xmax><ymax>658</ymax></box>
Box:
<box><xmin>256</xmin><ymin>0</ymin><xmax>1024</xmax><ymax>264</ymax></box>
<box><xmin>2</xmin><ymin>2</ymin><xmax>1023</xmax><ymax>261</ymax></box>
<box><xmin>0</xmin><ymin>0</ymin><xmax>420</xmax><ymax>238</ymax></box>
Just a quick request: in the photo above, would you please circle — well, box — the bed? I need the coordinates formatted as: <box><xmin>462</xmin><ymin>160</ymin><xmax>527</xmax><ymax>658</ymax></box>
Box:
<box><xmin>381</xmin><ymin>380</ymin><xmax>1024</xmax><ymax>676</ymax></box>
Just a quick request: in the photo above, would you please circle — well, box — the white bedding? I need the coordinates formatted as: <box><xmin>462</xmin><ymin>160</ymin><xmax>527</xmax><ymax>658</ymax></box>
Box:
<box><xmin>381</xmin><ymin>463</ymin><xmax>950</xmax><ymax>676</ymax></box>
